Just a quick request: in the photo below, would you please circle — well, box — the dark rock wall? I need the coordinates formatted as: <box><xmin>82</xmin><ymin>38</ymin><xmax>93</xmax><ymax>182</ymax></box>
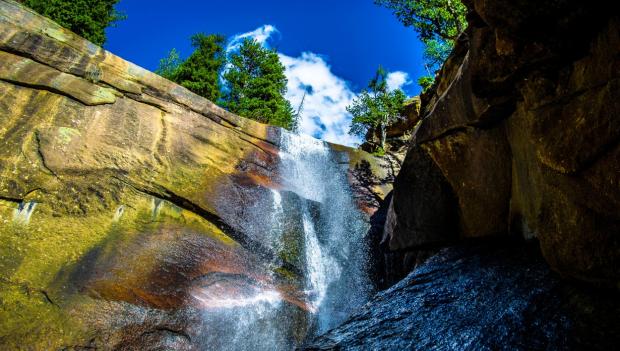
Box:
<box><xmin>377</xmin><ymin>0</ymin><xmax>619</xmax><ymax>288</ymax></box>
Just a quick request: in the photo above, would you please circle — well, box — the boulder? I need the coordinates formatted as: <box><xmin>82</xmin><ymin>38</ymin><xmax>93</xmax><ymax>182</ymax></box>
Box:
<box><xmin>378</xmin><ymin>0</ymin><xmax>620</xmax><ymax>288</ymax></box>
<box><xmin>388</xmin><ymin>97</ymin><xmax>421</xmax><ymax>138</ymax></box>
<box><xmin>303</xmin><ymin>242</ymin><xmax>620</xmax><ymax>351</ymax></box>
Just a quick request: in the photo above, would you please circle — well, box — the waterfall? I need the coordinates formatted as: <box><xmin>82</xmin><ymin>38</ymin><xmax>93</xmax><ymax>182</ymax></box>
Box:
<box><xmin>13</xmin><ymin>201</ymin><xmax>37</xmax><ymax>224</ymax></box>
<box><xmin>197</xmin><ymin>131</ymin><xmax>370</xmax><ymax>350</ymax></box>
<box><xmin>278</xmin><ymin>132</ymin><xmax>370</xmax><ymax>333</ymax></box>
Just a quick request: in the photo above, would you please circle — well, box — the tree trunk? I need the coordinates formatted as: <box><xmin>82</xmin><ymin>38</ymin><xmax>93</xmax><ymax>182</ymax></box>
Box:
<box><xmin>380</xmin><ymin>124</ymin><xmax>387</xmax><ymax>151</ymax></box>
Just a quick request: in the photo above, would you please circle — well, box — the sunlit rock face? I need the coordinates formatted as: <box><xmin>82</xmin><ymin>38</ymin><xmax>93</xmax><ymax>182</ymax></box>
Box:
<box><xmin>378</xmin><ymin>0</ymin><xmax>620</xmax><ymax>288</ymax></box>
<box><xmin>0</xmin><ymin>1</ymin><xmax>390</xmax><ymax>349</ymax></box>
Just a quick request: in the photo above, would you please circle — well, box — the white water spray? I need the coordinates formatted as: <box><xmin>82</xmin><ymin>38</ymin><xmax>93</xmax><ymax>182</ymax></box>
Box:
<box><xmin>197</xmin><ymin>131</ymin><xmax>370</xmax><ymax>349</ymax></box>
<box><xmin>279</xmin><ymin>132</ymin><xmax>370</xmax><ymax>332</ymax></box>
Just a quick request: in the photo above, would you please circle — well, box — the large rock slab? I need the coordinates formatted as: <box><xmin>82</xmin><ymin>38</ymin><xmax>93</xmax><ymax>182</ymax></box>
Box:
<box><xmin>380</xmin><ymin>0</ymin><xmax>620</xmax><ymax>287</ymax></box>
<box><xmin>383</xmin><ymin>146</ymin><xmax>458</xmax><ymax>251</ymax></box>
<box><xmin>0</xmin><ymin>1</ymin><xmax>387</xmax><ymax>349</ymax></box>
<box><xmin>422</xmin><ymin>126</ymin><xmax>512</xmax><ymax>238</ymax></box>
<box><xmin>304</xmin><ymin>242</ymin><xmax>620</xmax><ymax>351</ymax></box>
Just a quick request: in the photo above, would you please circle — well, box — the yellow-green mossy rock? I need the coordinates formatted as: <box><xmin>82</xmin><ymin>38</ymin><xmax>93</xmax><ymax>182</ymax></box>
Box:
<box><xmin>0</xmin><ymin>1</ymin><xmax>281</xmax><ymax>349</ymax></box>
<box><xmin>0</xmin><ymin>1</ymin><xmax>388</xmax><ymax>349</ymax></box>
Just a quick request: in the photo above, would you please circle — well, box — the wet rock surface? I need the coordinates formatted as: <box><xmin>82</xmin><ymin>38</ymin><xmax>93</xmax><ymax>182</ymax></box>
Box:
<box><xmin>304</xmin><ymin>241</ymin><xmax>620</xmax><ymax>351</ymax></box>
<box><xmin>0</xmin><ymin>1</ymin><xmax>386</xmax><ymax>349</ymax></box>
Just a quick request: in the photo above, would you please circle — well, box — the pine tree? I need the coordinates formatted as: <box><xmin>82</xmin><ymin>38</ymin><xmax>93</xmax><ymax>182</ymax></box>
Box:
<box><xmin>222</xmin><ymin>38</ymin><xmax>294</xmax><ymax>129</ymax></box>
<box><xmin>21</xmin><ymin>0</ymin><xmax>125</xmax><ymax>46</ymax></box>
<box><xmin>348</xmin><ymin>66</ymin><xmax>406</xmax><ymax>150</ymax></box>
<box><xmin>164</xmin><ymin>34</ymin><xmax>227</xmax><ymax>102</ymax></box>
<box><xmin>155</xmin><ymin>48</ymin><xmax>182</xmax><ymax>80</ymax></box>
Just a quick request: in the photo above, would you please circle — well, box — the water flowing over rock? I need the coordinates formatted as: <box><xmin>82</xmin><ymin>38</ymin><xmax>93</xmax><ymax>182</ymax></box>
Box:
<box><xmin>304</xmin><ymin>242</ymin><xmax>620</xmax><ymax>351</ymax></box>
<box><xmin>335</xmin><ymin>0</ymin><xmax>620</xmax><ymax>348</ymax></box>
<box><xmin>0</xmin><ymin>1</ymin><xmax>391</xmax><ymax>348</ymax></box>
<box><xmin>194</xmin><ymin>132</ymin><xmax>373</xmax><ymax>351</ymax></box>
<box><xmin>278</xmin><ymin>133</ymin><xmax>371</xmax><ymax>333</ymax></box>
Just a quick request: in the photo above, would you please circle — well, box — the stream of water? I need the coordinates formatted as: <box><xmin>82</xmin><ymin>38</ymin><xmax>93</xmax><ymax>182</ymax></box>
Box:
<box><xmin>196</xmin><ymin>132</ymin><xmax>371</xmax><ymax>350</ymax></box>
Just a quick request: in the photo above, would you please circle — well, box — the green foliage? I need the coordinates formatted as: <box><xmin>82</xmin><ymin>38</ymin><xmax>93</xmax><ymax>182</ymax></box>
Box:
<box><xmin>417</xmin><ymin>75</ymin><xmax>435</xmax><ymax>92</ymax></box>
<box><xmin>166</xmin><ymin>34</ymin><xmax>227</xmax><ymax>102</ymax></box>
<box><xmin>157</xmin><ymin>35</ymin><xmax>293</xmax><ymax>129</ymax></box>
<box><xmin>222</xmin><ymin>38</ymin><xmax>294</xmax><ymax>129</ymax></box>
<box><xmin>375</xmin><ymin>0</ymin><xmax>466</xmax><ymax>42</ymax></box>
<box><xmin>348</xmin><ymin>66</ymin><xmax>407</xmax><ymax>148</ymax></box>
<box><xmin>155</xmin><ymin>48</ymin><xmax>182</xmax><ymax>80</ymax></box>
<box><xmin>423</xmin><ymin>37</ymin><xmax>453</xmax><ymax>70</ymax></box>
<box><xmin>375</xmin><ymin>0</ymin><xmax>467</xmax><ymax>89</ymax></box>
<box><xmin>372</xmin><ymin>146</ymin><xmax>386</xmax><ymax>156</ymax></box>
<box><xmin>22</xmin><ymin>0</ymin><xmax>125</xmax><ymax>46</ymax></box>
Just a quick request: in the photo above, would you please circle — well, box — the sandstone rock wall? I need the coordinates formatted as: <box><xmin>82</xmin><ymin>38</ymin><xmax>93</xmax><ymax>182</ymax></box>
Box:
<box><xmin>0</xmin><ymin>1</ymin><xmax>389</xmax><ymax>348</ymax></box>
<box><xmin>382</xmin><ymin>0</ymin><xmax>619</xmax><ymax>287</ymax></box>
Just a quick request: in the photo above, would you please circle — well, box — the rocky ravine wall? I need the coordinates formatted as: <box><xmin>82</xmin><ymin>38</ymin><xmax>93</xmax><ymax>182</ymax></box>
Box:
<box><xmin>380</xmin><ymin>0</ymin><xmax>619</xmax><ymax>288</ymax></box>
<box><xmin>0</xmin><ymin>1</ymin><xmax>390</xmax><ymax>349</ymax></box>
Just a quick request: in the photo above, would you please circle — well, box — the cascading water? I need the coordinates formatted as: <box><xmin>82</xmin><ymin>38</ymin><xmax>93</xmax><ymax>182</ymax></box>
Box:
<box><xmin>196</xmin><ymin>131</ymin><xmax>371</xmax><ymax>350</ymax></box>
<box><xmin>278</xmin><ymin>132</ymin><xmax>371</xmax><ymax>333</ymax></box>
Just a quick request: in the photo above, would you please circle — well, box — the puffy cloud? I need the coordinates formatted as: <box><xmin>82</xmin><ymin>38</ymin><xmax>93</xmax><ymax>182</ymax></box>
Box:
<box><xmin>227</xmin><ymin>24</ymin><xmax>278</xmax><ymax>51</ymax></box>
<box><xmin>226</xmin><ymin>25</ymin><xmax>361</xmax><ymax>146</ymax></box>
<box><xmin>386</xmin><ymin>71</ymin><xmax>412</xmax><ymax>91</ymax></box>
<box><xmin>279</xmin><ymin>52</ymin><xmax>360</xmax><ymax>146</ymax></box>
<box><xmin>226</xmin><ymin>25</ymin><xmax>412</xmax><ymax>146</ymax></box>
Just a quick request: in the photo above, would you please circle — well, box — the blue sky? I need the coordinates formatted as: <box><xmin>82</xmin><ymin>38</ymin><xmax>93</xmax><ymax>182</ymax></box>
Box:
<box><xmin>105</xmin><ymin>0</ymin><xmax>425</xmax><ymax>145</ymax></box>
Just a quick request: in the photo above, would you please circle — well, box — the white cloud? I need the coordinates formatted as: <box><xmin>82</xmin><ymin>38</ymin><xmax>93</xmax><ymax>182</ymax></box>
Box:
<box><xmin>225</xmin><ymin>25</ymin><xmax>413</xmax><ymax>147</ymax></box>
<box><xmin>386</xmin><ymin>71</ymin><xmax>412</xmax><ymax>91</ymax></box>
<box><xmin>279</xmin><ymin>52</ymin><xmax>360</xmax><ymax>146</ymax></box>
<box><xmin>227</xmin><ymin>24</ymin><xmax>278</xmax><ymax>52</ymax></box>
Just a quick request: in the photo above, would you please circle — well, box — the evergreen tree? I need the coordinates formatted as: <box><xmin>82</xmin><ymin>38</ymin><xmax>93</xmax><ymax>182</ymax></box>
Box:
<box><xmin>375</xmin><ymin>0</ymin><xmax>467</xmax><ymax>91</ymax></box>
<box><xmin>348</xmin><ymin>66</ymin><xmax>406</xmax><ymax>150</ymax></box>
<box><xmin>222</xmin><ymin>38</ymin><xmax>294</xmax><ymax>129</ymax></box>
<box><xmin>155</xmin><ymin>48</ymin><xmax>182</xmax><ymax>80</ymax></box>
<box><xmin>21</xmin><ymin>0</ymin><xmax>125</xmax><ymax>46</ymax></box>
<box><xmin>165</xmin><ymin>34</ymin><xmax>226</xmax><ymax>102</ymax></box>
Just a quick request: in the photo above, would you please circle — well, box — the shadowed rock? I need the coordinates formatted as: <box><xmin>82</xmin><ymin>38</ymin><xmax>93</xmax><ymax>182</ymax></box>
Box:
<box><xmin>303</xmin><ymin>242</ymin><xmax>620</xmax><ymax>351</ymax></box>
<box><xmin>380</xmin><ymin>0</ymin><xmax>620</xmax><ymax>288</ymax></box>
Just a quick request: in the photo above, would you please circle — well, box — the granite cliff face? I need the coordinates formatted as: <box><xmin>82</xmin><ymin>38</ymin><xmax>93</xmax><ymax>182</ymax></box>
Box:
<box><xmin>377</xmin><ymin>0</ymin><xmax>619</xmax><ymax>288</ymax></box>
<box><xmin>307</xmin><ymin>0</ymin><xmax>619</xmax><ymax>349</ymax></box>
<box><xmin>0</xmin><ymin>1</ymin><xmax>389</xmax><ymax>349</ymax></box>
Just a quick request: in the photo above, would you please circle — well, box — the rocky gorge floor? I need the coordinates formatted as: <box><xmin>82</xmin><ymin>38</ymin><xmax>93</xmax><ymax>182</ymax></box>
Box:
<box><xmin>304</xmin><ymin>240</ymin><xmax>619</xmax><ymax>350</ymax></box>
